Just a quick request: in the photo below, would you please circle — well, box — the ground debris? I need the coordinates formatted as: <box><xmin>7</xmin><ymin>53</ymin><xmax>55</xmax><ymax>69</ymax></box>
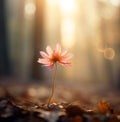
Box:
<box><xmin>0</xmin><ymin>84</ymin><xmax>120</xmax><ymax>122</ymax></box>
<box><xmin>0</xmin><ymin>95</ymin><xmax>120</xmax><ymax>122</ymax></box>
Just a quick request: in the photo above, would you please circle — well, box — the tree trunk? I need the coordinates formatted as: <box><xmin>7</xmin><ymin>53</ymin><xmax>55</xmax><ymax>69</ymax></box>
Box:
<box><xmin>0</xmin><ymin>0</ymin><xmax>10</xmax><ymax>76</ymax></box>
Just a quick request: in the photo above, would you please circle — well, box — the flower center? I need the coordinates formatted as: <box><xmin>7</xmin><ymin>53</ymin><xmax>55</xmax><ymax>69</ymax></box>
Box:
<box><xmin>52</xmin><ymin>57</ymin><xmax>59</xmax><ymax>62</ymax></box>
<box><xmin>51</xmin><ymin>51</ymin><xmax>61</xmax><ymax>63</ymax></box>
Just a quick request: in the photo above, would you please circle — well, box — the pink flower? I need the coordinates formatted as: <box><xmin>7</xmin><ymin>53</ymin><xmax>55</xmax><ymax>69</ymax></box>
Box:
<box><xmin>38</xmin><ymin>44</ymin><xmax>73</xmax><ymax>69</ymax></box>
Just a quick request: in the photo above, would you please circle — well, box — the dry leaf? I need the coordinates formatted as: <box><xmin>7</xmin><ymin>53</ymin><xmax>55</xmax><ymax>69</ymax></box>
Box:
<box><xmin>98</xmin><ymin>100</ymin><xmax>113</xmax><ymax>114</ymax></box>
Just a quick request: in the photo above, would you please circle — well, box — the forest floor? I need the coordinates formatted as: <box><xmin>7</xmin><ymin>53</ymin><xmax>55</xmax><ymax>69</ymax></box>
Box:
<box><xmin>0</xmin><ymin>78</ymin><xmax>120</xmax><ymax>122</ymax></box>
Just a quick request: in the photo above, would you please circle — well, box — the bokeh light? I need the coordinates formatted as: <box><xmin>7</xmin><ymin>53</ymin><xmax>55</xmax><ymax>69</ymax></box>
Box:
<box><xmin>61</xmin><ymin>19</ymin><xmax>75</xmax><ymax>48</ymax></box>
<box><xmin>59</xmin><ymin>0</ymin><xmax>77</xmax><ymax>14</ymax></box>
<box><xmin>24</xmin><ymin>1</ymin><xmax>36</xmax><ymax>18</ymax></box>
<box><xmin>110</xmin><ymin>0</ymin><xmax>120</xmax><ymax>6</ymax></box>
<box><xmin>104</xmin><ymin>48</ymin><xmax>115</xmax><ymax>60</ymax></box>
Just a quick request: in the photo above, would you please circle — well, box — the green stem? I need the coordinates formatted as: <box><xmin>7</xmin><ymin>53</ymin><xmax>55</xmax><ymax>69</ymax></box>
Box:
<box><xmin>47</xmin><ymin>63</ymin><xmax>57</xmax><ymax>107</ymax></box>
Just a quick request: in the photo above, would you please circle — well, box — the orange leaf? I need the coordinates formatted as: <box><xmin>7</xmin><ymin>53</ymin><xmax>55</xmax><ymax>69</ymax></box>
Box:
<box><xmin>98</xmin><ymin>100</ymin><xmax>112</xmax><ymax>114</ymax></box>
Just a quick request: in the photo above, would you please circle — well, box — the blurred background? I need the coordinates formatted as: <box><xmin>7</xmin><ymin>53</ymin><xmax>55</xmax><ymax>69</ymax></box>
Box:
<box><xmin>0</xmin><ymin>0</ymin><xmax>120</xmax><ymax>92</ymax></box>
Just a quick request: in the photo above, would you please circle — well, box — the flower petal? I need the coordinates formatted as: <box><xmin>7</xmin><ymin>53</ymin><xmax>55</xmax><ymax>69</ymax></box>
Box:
<box><xmin>61</xmin><ymin>50</ymin><xmax>68</xmax><ymax>56</ymax></box>
<box><xmin>49</xmin><ymin>64</ymin><xmax>54</xmax><ymax>69</ymax></box>
<box><xmin>37</xmin><ymin>58</ymin><xmax>49</xmax><ymax>65</ymax></box>
<box><xmin>46</xmin><ymin>46</ymin><xmax>53</xmax><ymax>56</ymax></box>
<box><xmin>40</xmin><ymin>51</ymin><xmax>49</xmax><ymax>58</ymax></box>
<box><xmin>43</xmin><ymin>63</ymin><xmax>54</xmax><ymax>69</ymax></box>
<box><xmin>63</xmin><ymin>53</ymin><xmax>73</xmax><ymax>60</ymax></box>
<box><xmin>56</xmin><ymin>43</ymin><xmax>61</xmax><ymax>54</ymax></box>
<box><xmin>60</xmin><ymin>61</ymin><xmax>71</xmax><ymax>66</ymax></box>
